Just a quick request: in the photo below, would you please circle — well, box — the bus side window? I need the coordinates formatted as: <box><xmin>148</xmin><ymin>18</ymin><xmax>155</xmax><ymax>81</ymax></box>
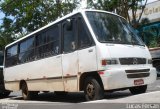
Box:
<box><xmin>63</xmin><ymin>19</ymin><xmax>76</xmax><ymax>53</ymax></box>
<box><xmin>19</xmin><ymin>37</ymin><xmax>35</xmax><ymax>63</ymax></box>
<box><xmin>36</xmin><ymin>32</ymin><xmax>47</xmax><ymax>59</ymax></box>
<box><xmin>6</xmin><ymin>45</ymin><xmax>18</xmax><ymax>67</ymax></box>
<box><xmin>46</xmin><ymin>25</ymin><xmax>60</xmax><ymax>55</ymax></box>
<box><xmin>78</xmin><ymin>18</ymin><xmax>91</xmax><ymax>49</ymax></box>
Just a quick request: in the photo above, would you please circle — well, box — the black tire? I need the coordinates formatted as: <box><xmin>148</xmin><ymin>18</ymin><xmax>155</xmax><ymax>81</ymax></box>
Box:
<box><xmin>84</xmin><ymin>77</ymin><xmax>104</xmax><ymax>101</ymax></box>
<box><xmin>21</xmin><ymin>82</ymin><xmax>38</xmax><ymax>100</ymax></box>
<box><xmin>129</xmin><ymin>85</ymin><xmax>147</xmax><ymax>95</ymax></box>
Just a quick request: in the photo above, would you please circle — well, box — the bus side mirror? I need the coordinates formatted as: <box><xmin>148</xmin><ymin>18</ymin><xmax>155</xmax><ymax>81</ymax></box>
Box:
<box><xmin>66</xmin><ymin>19</ymin><xmax>72</xmax><ymax>31</ymax></box>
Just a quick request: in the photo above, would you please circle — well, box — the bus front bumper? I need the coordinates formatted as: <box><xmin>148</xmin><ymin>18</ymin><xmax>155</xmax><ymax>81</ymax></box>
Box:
<box><xmin>100</xmin><ymin>67</ymin><xmax>157</xmax><ymax>90</ymax></box>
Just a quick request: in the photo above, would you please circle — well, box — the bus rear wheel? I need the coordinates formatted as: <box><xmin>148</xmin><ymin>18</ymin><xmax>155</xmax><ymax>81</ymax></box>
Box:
<box><xmin>84</xmin><ymin>77</ymin><xmax>104</xmax><ymax>101</ymax></box>
<box><xmin>21</xmin><ymin>82</ymin><xmax>38</xmax><ymax>100</ymax></box>
<box><xmin>129</xmin><ymin>85</ymin><xmax>147</xmax><ymax>95</ymax></box>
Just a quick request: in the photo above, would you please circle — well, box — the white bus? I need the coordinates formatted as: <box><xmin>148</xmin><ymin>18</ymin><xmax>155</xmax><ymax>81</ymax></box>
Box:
<box><xmin>4</xmin><ymin>9</ymin><xmax>156</xmax><ymax>101</ymax></box>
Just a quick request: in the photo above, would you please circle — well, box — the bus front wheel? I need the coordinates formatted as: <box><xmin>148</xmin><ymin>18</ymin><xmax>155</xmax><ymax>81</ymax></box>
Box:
<box><xmin>84</xmin><ymin>77</ymin><xmax>104</xmax><ymax>101</ymax></box>
<box><xmin>129</xmin><ymin>85</ymin><xmax>147</xmax><ymax>95</ymax></box>
<box><xmin>21</xmin><ymin>82</ymin><xmax>38</xmax><ymax>100</ymax></box>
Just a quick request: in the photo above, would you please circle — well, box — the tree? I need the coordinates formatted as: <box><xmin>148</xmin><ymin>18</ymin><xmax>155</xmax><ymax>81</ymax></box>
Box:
<box><xmin>140</xmin><ymin>17</ymin><xmax>150</xmax><ymax>25</ymax></box>
<box><xmin>0</xmin><ymin>17</ymin><xmax>15</xmax><ymax>51</ymax></box>
<box><xmin>0</xmin><ymin>0</ymin><xmax>79</xmax><ymax>33</ymax></box>
<box><xmin>0</xmin><ymin>0</ymin><xmax>79</xmax><ymax>50</ymax></box>
<box><xmin>87</xmin><ymin>0</ymin><xmax>148</xmax><ymax>28</ymax></box>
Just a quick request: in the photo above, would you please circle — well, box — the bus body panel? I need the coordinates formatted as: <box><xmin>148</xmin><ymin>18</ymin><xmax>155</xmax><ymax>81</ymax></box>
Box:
<box><xmin>100</xmin><ymin>67</ymin><xmax>156</xmax><ymax>90</ymax></box>
<box><xmin>62</xmin><ymin>51</ymin><xmax>78</xmax><ymax>92</ymax></box>
<box><xmin>27</xmin><ymin>78</ymin><xmax>64</xmax><ymax>91</ymax></box>
<box><xmin>78</xmin><ymin>46</ymin><xmax>97</xmax><ymax>73</ymax></box>
<box><xmin>106</xmin><ymin>44</ymin><xmax>151</xmax><ymax>59</ymax></box>
<box><xmin>4</xmin><ymin>55</ymin><xmax>64</xmax><ymax>91</ymax></box>
<box><xmin>4</xmin><ymin>81</ymin><xmax>19</xmax><ymax>91</ymax></box>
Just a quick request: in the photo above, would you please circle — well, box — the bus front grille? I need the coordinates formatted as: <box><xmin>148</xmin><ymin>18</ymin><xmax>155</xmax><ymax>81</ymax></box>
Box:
<box><xmin>125</xmin><ymin>69</ymin><xmax>150</xmax><ymax>78</ymax></box>
<box><xmin>119</xmin><ymin>58</ymin><xmax>146</xmax><ymax>65</ymax></box>
<box><xmin>127</xmin><ymin>73</ymin><xmax>150</xmax><ymax>78</ymax></box>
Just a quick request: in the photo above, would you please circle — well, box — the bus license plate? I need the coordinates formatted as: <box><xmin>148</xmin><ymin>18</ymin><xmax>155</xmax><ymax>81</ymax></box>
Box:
<box><xmin>134</xmin><ymin>79</ymin><xmax>144</xmax><ymax>85</ymax></box>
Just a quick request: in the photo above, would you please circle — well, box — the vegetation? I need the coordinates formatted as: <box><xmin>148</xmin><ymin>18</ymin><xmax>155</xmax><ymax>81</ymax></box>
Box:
<box><xmin>87</xmin><ymin>0</ymin><xmax>148</xmax><ymax>27</ymax></box>
<box><xmin>0</xmin><ymin>0</ymin><xmax>79</xmax><ymax>51</ymax></box>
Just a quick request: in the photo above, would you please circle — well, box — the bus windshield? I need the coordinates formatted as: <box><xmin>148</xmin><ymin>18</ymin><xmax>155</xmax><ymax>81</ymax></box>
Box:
<box><xmin>86</xmin><ymin>11</ymin><xmax>144</xmax><ymax>46</ymax></box>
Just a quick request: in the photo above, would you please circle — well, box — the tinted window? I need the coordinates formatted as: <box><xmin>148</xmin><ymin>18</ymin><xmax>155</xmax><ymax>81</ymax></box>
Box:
<box><xmin>6</xmin><ymin>24</ymin><xmax>60</xmax><ymax>66</ymax></box>
<box><xmin>19</xmin><ymin>37</ymin><xmax>35</xmax><ymax>63</ymax></box>
<box><xmin>63</xmin><ymin>20</ymin><xmax>76</xmax><ymax>53</ymax></box>
<box><xmin>36</xmin><ymin>25</ymin><xmax>60</xmax><ymax>59</ymax></box>
<box><xmin>7</xmin><ymin>45</ymin><xmax>17</xmax><ymax>57</ymax></box>
<box><xmin>47</xmin><ymin>26</ymin><xmax>59</xmax><ymax>42</ymax></box>
<box><xmin>37</xmin><ymin>32</ymin><xmax>46</xmax><ymax>46</ymax></box>
<box><xmin>20</xmin><ymin>37</ymin><xmax>35</xmax><ymax>53</ymax></box>
<box><xmin>19</xmin><ymin>49</ymin><xmax>34</xmax><ymax>63</ymax></box>
<box><xmin>6</xmin><ymin>45</ymin><xmax>18</xmax><ymax>67</ymax></box>
<box><xmin>78</xmin><ymin>18</ymin><xmax>91</xmax><ymax>49</ymax></box>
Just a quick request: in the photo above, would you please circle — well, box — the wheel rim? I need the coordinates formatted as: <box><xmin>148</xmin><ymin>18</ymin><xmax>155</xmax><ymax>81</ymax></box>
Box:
<box><xmin>86</xmin><ymin>82</ymin><xmax>95</xmax><ymax>99</ymax></box>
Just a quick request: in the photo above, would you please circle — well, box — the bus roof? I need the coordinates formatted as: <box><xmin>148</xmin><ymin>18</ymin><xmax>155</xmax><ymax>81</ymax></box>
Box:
<box><xmin>5</xmin><ymin>9</ymin><xmax>123</xmax><ymax>48</ymax></box>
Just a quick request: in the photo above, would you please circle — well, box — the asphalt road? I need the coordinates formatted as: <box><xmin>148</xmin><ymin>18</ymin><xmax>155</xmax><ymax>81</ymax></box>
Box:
<box><xmin>0</xmin><ymin>78</ymin><xmax>160</xmax><ymax>109</ymax></box>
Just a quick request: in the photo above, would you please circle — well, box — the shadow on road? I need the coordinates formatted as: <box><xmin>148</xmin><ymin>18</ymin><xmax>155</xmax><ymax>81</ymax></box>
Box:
<box><xmin>8</xmin><ymin>90</ymin><xmax>132</xmax><ymax>103</ymax></box>
<box><xmin>1</xmin><ymin>80</ymin><xmax>159</xmax><ymax>103</ymax></box>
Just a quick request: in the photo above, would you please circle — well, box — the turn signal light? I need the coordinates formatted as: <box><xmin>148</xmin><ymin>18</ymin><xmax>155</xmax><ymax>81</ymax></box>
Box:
<box><xmin>101</xmin><ymin>59</ymin><xmax>118</xmax><ymax>66</ymax></box>
<box><xmin>101</xmin><ymin>59</ymin><xmax>107</xmax><ymax>65</ymax></box>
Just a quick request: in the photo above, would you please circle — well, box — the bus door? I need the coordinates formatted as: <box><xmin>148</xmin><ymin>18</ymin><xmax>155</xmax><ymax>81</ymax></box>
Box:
<box><xmin>77</xmin><ymin>17</ymin><xmax>97</xmax><ymax>74</ymax></box>
<box><xmin>62</xmin><ymin>18</ymin><xmax>78</xmax><ymax>92</ymax></box>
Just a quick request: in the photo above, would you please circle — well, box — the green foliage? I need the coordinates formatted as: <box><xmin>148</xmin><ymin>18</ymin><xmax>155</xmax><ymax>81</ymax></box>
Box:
<box><xmin>140</xmin><ymin>18</ymin><xmax>150</xmax><ymax>25</ymax></box>
<box><xmin>0</xmin><ymin>17</ymin><xmax>15</xmax><ymax>51</ymax></box>
<box><xmin>149</xmin><ymin>37</ymin><xmax>158</xmax><ymax>48</ymax></box>
<box><xmin>0</xmin><ymin>0</ymin><xmax>79</xmax><ymax>50</ymax></box>
<box><xmin>87</xmin><ymin>0</ymin><xmax>148</xmax><ymax>27</ymax></box>
<box><xmin>0</xmin><ymin>0</ymin><xmax>78</xmax><ymax>33</ymax></box>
